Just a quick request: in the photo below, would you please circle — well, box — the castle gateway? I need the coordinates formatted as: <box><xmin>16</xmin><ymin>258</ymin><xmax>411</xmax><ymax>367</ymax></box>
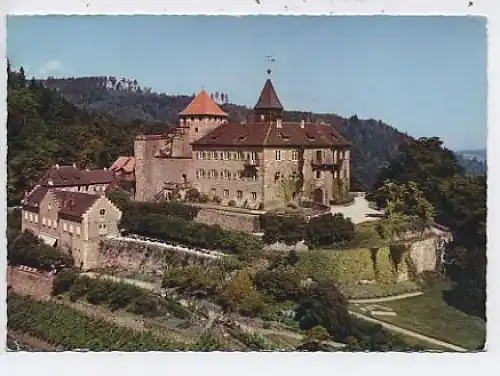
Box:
<box><xmin>134</xmin><ymin>77</ymin><xmax>351</xmax><ymax>209</ymax></box>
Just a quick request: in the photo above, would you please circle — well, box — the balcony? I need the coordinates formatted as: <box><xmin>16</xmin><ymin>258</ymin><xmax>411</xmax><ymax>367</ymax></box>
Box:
<box><xmin>244</xmin><ymin>158</ymin><xmax>261</xmax><ymax>168</ymax></box>
<box><xmin>311</xmin><ymin>158</ymin><xmax>340</xmax><ymax>171</ymax></box>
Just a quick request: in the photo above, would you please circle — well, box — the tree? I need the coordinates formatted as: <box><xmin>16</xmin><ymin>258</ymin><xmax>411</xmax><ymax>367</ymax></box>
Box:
<box><xmin>295</xmin><ymin>280</ymin><xmax>351</xmax><ymax>341</ymax></box>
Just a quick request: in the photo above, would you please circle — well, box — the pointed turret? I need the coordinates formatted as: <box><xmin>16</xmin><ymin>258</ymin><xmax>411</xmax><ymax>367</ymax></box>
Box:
<box><xmin>254</xmin><ymin>79</ymin><xmax>284</xmax><ymax>122</ymax></box>
<box><xmin>179</xmin><ymin>90</ymin><xmax>228</xmax><ymax>118</ymax></box>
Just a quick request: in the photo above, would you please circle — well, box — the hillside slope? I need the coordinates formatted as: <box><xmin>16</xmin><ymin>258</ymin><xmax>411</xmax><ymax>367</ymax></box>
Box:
<box><xmin>42</xmin><ymin>76</ymin><xmax>414</xmax><ymax>189</ymax></box>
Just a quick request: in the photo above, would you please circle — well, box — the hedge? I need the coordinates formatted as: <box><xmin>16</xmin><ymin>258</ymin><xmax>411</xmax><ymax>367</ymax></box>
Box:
<box><xmin>122</xmin><ymin>213</ymin><xmax>262</xmax><ymax>256</ymax></box>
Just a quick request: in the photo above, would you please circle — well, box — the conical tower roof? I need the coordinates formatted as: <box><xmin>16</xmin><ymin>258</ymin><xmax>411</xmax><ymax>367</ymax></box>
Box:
<box><xmin>254</xmin><ymin>79</ymin><xmax>284</xmax><ymax>110</ymax></box>
<box><xmin>179</xmin><ymin>90</ymin><xmax>227</xmax><ymax>117</ymax></box>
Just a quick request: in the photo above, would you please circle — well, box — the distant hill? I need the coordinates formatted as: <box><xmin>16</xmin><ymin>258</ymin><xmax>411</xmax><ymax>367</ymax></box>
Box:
<box><xmin>455</xmin><ymin>149</ymin><xmax>487</xmax><ymax>175</ymax></box>
<box><xmin>41</xmin><ymin>76</ymin><xmax>414</xmax><ymax>190</ymax></box>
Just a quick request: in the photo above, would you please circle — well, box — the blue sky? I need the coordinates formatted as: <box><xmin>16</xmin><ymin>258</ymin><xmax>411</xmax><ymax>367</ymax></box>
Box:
<box><xmin>7</xmin><ymin>16</ymin><xmax>487</xmax><ymax>150</ymax></box>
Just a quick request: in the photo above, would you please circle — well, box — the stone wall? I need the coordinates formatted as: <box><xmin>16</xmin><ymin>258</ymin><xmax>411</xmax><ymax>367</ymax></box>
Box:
<box><xmin>194</xmin><ymin>207</ymin><xmax>261</xmax><ymax>233</ymax></box>
<box><xmin>97</xmin><ymin>239</ymin><xmax>212</xmax><ymax>274</ymax></box>
<box><xmin>408</xmin><ymin>233</ymin><xmax>451</xmax><ymax>274</ymax></box>
<box><xmin>7</xmin><ymin>265</ymin><xmax>55</xmax><ymax>300</ymax></box>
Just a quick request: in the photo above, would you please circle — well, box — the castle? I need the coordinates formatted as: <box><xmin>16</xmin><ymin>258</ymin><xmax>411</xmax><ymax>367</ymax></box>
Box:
<box><xmin>135</xmin><ymin>76</ymin><xmax>352</xmax><ymax>209</ymax></box>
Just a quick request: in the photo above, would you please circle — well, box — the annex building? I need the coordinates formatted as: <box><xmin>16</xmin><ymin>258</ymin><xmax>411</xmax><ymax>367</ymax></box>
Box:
<box><xmin>21</xmin><ymin>164</ymin><xmax>122</xmax><ymax>270</ymax></box>
<box><xmin>134</xmin><ymin>76</ymin><xmax>352</xmax><ymax>209</ymax></box>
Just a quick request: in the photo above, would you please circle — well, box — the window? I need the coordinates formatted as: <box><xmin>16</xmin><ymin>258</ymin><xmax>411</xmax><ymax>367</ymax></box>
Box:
<box><xmin>63</xmin><ymin>223</ymin><xmax>67</xmax><ymax>232</ymax></box>
<box><xmin>237</xmin><ymin>190</ymin><xmax>243</xmax><ymax>199</ymax></box>
<box><xmin>316</xmin><ymin>170</ymin><xmax>321</xmax><ymax>179</ymax></box>
<box><xmin>99</xmin><ymin>209</ymin><xmax>106</xmax><ymax>216</ymax></box>
<box><xmin>53</xmin><ymin>220</ymin><xmax>57</xmax><ymax>229</ymax></box>
<box><xmin>24</xmin><ymin>212</ymin><xmax>28</xmax><ymax>220</ymax></box>
<box><xmin>233</xmin><ymin>171</ymin><xmax>238</xmax><ymax>180</ymax></box>
<box><xmin>85</xmin><ymin>185</ymin><xmax>89</xmax><ymax>192</ymax></box>
<box><xmin>251</xmin><ymin>192</ymin><xmax>257</xmax><ymax>200</ymax></box>
<box><xmin>212</xmin><ymin>151</ymin><xmax>217</xmax><ymax>159</ymax></box>
<box><xmin>202</xmin><ymin>152</ymin><xmax>207</xmax><ymax>160</ymax></box>
<box><xmin>292</xmin><ymin>150</ymin><xmax>299</xmax><ymax>161</ymax></box>
<box><xmin>29</xmin><ymin>213</ymin><xmax>33</xmax><ymax>222</ymax></box>
<box><xmin>207</xmin><ymin>152</ymin><xmax>212</xmax><ymax>160</ymax></box>
<box><xmin>237</xmin><ymin>151</ymin><xmax>244</xmax><ymax>160</ymax></box>
<box><xmin>195</xmin><ymin>127</ymin><xmax>199</xmax><ymax>132</ymax></box>
<box><xmin>275</xmin><ymin>150</ymin><xmax>281</xmax><ymax>161</ymax></box>
<box><xmin>214</xmin><ymin>151</ymin><xmax>219</xmax><ymax>160</ymax></box>
<box><xmin>316</xmin><ymin>150</ymin><xmax>323</xmax><ymax>162</ymax></box>
<box><xmin>224</xmin><ymin>151</ymin><xmax>230</xmax><ymax>160</ymax></box>
<box><xmin>212</xmin><ymin>169</ymin><xmax>218</xmax><ymax>178</ymax></box>
<box><xmin>99</xmin><ymin>224</ymin><xmax>108</xmax><ymax>235</ymax></box>
<box><xmin>47</xmin><ymin>219</ymin><xmax>52</xmax><ymax>227</ymax></box>
<box><xmin>250</xmin><ymin>152</ymin><xmax>257</xmax><ymax>161</ymax></box>
<box><xmin>223</xmin><ymin>189</ymin><xmax>229</xmax><ymax>197</ymax></box>
<box><xmin>42</xmin><ymin>217</ymin><xmax>47</xmax><ymax>226</ymax></box>
<box><xmin>48</xmin><ymin>203</ymin><xmax>52</xmax><ymax>210</ymax></box>
<box><xmin>34</xmin><ymin>215</ymin><xmax>38</xmax><ymax>223</ymax></box>
<box><xmin>224</xmin><ymin>170</ymin><xmax>231</xmax><ymax>180</ymax></box>
<box><xmin>274</xmin><ymin>172</ymin><xmax>281</xmax><ymax>183</ymax></box>
<box><xmin>200</xmin><ymin>169</ymin><xmax>206</xmax><ymax>178</ymax></box>
<box><xmin>69</xmin><ymin>225</ymin><xmax>74</xmax><ymax>234</ymax></box>
<box><xmin>76</xmin><ymin>226</ymin><xmax>81</xmax><ymax>235</ymax></box>
<box><xmin>207</xmin><ymin>170</ymin><xmax>212</xmax><ymax>178</ymax></box>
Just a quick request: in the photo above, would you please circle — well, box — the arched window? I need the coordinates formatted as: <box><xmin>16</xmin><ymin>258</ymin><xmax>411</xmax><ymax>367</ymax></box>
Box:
<box><xmin>99</xmin><ymin>209</ymin><xmax>106</xmax><ymax>216</ymax></box>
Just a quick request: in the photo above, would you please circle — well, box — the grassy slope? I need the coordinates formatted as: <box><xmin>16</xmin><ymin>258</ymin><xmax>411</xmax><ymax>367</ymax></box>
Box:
<box><xmin>351</xmin><ymin>281</ymin><xmax>486</xmax><ymax>350</ymax></box>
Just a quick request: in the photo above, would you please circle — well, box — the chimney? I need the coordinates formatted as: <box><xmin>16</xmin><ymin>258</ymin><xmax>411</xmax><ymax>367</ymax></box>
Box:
<box><xmin>276</xmin><ymin>119</ymin><xmax>283</xmax><ymax>128</ymax></box>
<box><xmin>300</xmin><ymin>120</ymin><xmax>305</xmax><ymax>129</ymax></box>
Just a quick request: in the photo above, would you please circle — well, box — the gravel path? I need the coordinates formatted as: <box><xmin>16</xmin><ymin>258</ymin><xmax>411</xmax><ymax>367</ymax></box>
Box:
<box><xmin>331</xmin><ymin>197</ymin><xmax>383</xmax><ymax>224</ymax></box>
<box><xmin>349</xmin><ymin>292</ymin><xmax>424</xmax><ymax>304</ymax></box>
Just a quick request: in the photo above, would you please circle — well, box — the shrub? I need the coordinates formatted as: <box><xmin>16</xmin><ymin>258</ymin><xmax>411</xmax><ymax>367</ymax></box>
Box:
<box><xmin>86</xmin><ymin>280</ymin><xmax>113</xmax><ymax>305</ymax></box>
<box><xmin>129</xmin><ymin>295</ymin><xmax>164</xmax><ymax>317</ymax></box>
<box><xmin>305</xmin><ymin>213</ymin><xmax>355</xmax><ymax>247</ymax></box>
<box><xmin>164</xmin><ymin>200</ymin><xmax>199</xmax><ymax>220</ymax></box>
<box><xmin>259</xmin><ymin>212</ymin><xmax>305</xmax><ymax>245</ymax></box>
<box><xmin>8</xmin><ymin>231</ymin><xmax>74</xmax><ymax>271</ymax></box>
<box><xmin>53</xmin><ymin>267</ymin><xmax>80</xmax><ymax>295</ymax></box>
<box><xmin>184</xmin><ymin>188</ymin><xmax>202</xmax><ymax>202</ymax></box>
<box><xmin>213</xmin><ymin>196</ymin><xmax>222</xmax><ymax>204</ymax></box>
<box><xmin>228</xmin><ymin>199</ymin><xmax>237</xmax><ymax>207</ymax></box>
<box><xmin>68</xmin><ymin>276</ymin><xmax>92</xmax><ymax>302</ymax></box>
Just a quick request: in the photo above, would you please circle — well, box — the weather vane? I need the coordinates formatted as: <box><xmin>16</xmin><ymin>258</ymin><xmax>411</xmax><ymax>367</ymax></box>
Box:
<box><xmin>265</xmin><ymin>55</ymin><xmax>275</xmax><ymax>76</ymax></box>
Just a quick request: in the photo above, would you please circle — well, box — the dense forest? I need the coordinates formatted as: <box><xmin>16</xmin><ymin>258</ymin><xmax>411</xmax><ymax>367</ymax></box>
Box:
<box><xmin>7</xmin><ymin>68</ymin><xmax>171</xmax><ymax>205</ymax></box>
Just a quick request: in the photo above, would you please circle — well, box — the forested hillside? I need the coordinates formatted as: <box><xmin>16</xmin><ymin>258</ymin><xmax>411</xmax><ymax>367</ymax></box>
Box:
<box><xmin>41</xmin><ymin>76</ymin><xmax>414</xmax><ymax>190</ymax></box>
<box><xmin>7</xmin><ymin>67</ymin><xmax>169</xmax><ymax>205</ymax></box>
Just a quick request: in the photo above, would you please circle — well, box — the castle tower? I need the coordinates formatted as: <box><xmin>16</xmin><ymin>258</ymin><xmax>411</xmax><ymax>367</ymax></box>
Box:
<box><xmin>254</xmin><ymin>79</ymin><xmax>284</xmax><ymax>122</ymax></box>
<box><xmin>178</xmin><ymin>90</ymin><xmax>228</xmax><ymax>154</ymax></box>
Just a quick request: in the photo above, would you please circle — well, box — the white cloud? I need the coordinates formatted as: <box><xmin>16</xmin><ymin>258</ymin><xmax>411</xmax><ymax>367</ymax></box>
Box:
<box><xmin>38</xmin><ymin>59</ymin><xmax>64</xmax><ymax>76</ymax></box>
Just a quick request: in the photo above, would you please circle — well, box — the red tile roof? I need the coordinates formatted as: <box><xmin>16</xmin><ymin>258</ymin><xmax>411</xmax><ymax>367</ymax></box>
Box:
<box><xmin>179</xmin><ymin>90</ymin><xmax>228</xmax><ymax>117</ymax></box>
<box><xmin>254</xmin><ymin>79</ymin><xmax>283</xmax><ymax>110</ymax></box>
<box><xmin>38</xmin><ymin>165</ymin><xmax>115</xmax><ymax>187</ymax></box>
<box><xmin>22</xmin><ymin>186</ymin><xmax>100</xmax><ymax>222</ymax></box>
<box><xmin>52</xmin><ymin>191</ymin><xmax>100</xmax><ymax>222</ymax></box>
<box><xmin>22</xmin><ymin>185</ymin><xmax>49</xmax><ymax>212</ymax></box>
<box><xmin>192</xmin><ymin>121</ymin><xmax>351</xmax><ymax>148</ymax></box>
<box><xmin>110</xmin><ymin>156</ymin><xmax>135</xmax><ymax>173</ymax></box>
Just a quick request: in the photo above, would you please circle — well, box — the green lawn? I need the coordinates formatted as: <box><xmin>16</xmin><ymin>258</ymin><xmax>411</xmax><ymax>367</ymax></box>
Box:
<box><xmin>351</xmin><ymin>281</ymin><xmax>486</xmax><ymax>350</ymax></box>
